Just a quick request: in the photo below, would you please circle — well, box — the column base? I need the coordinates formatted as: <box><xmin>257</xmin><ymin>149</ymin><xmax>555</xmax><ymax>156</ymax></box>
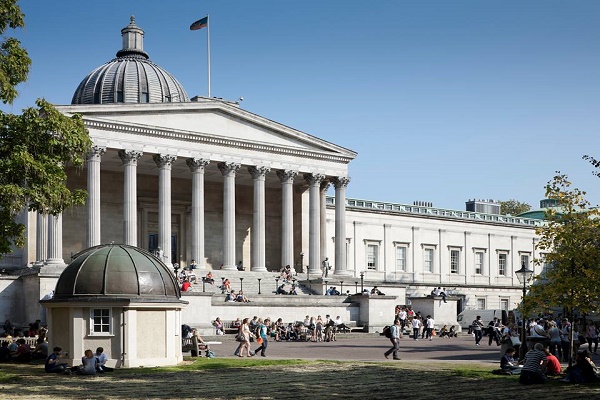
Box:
<box><xmin>332</xmin><ymin>270</ymin><xmax>354</xmax><ymax>278</ymax></box>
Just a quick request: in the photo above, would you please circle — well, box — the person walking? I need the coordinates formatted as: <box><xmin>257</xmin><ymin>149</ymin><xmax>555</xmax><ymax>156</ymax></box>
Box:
<box><xmin>411</xmin><ymin>316</ymin><xmax>421</xmax><ymax>341</ymax></box>
<box><xmin>425</xmin><ymin>315</ymin><xmax>435</xmax><ymax>340</ymax></box>
<box><xmin>254</xmin><ymin>318</ymin><xmax>270</xmax><ymax>357</ymax></box>
<box><xmin>384</xmin><ymin>319</ymin><xmax>401</xmax><ymax>360</ymax></box>
<box><xmin>472</xmin><ymin>315</ymin><xmax>484</xmax><ymax>346</ymax></box>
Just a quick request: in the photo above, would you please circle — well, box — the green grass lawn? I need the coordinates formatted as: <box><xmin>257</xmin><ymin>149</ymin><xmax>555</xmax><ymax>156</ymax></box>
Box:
<box><xmin>1</xmin><ymin>358</ymin><xmax>599</xmax><ymax>399</ymax></box>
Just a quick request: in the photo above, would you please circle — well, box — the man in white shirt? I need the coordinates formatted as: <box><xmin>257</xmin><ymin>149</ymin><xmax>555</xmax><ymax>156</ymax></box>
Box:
<box><xmin>426</xmin><ymin>315</ymin><xmax>436</xmax><ymax>340</ymax></box>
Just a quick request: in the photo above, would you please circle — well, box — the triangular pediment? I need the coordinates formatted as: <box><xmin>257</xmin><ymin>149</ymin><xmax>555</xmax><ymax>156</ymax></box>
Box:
<box><xmin>55</xmin><ymin>99</ymin><xmax>357</xmax><ymax>162</ymax></box>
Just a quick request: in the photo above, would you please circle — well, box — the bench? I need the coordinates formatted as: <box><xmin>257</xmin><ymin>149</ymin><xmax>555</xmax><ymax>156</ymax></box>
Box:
<box><xmin>182</xmin><ymin>336</ymin><xmax>210</xmax><ymax>357</ymax></box>
<box><xmin>222</xmin><ymin>321</ymin><xmax>240</xmax><ymax>334</ymax></box>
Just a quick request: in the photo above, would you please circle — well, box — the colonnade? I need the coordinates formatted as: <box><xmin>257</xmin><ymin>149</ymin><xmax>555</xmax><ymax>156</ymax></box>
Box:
<box><xmin>36</xmin><ymin>148</ymin><xmax>351</xmax><ymax>276</ymax></box>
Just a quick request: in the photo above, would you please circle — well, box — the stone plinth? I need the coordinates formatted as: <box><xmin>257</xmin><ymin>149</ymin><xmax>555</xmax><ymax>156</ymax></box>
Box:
<box><xmin>409</xmin><ymin>296</ymin><xmax>460</xmax><ymax>332</ymax></box>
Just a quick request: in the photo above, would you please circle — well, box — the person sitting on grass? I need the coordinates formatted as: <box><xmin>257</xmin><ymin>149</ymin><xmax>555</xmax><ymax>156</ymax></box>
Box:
<box><xmin>95</xmin><ymin>347</ymin><xmax>113</xmax><ymax>372</ymax></box>
<box><xmin>500</xmin><ymin>347</ymin><xmax>521</xmax><ymax>374</ymax></box>
<box><xmin>564</xmin><ymin>349</ymin><xmax>598</xmax><ymax>383</ymax></box>
<box><xmin>45</xmin><ymin>347</ymin><xmax>68</xmax><ymax>373</ymax></box>
<box><xmin>519</xmin><ymin>343</ymin><xmax>547</xmax><ymax>384</ymax></box>
<box><xmin>79</xmin><ymin>349</ymin><xmax>98</xmax><ymax>375</ymax></box>
<box><xmin>544</xmin><ymin>346</ymin><xmax>562</xmax><ymax>376</ymax></box>
<box><xmin>13</xmin><ymin>338</ymin><xmax>31</xmax><ymax>362</ymax></box>
<box><xmin>0</xmin><ymin>341</ymin><xmax>12</xmax><ymax>362</ymax></box>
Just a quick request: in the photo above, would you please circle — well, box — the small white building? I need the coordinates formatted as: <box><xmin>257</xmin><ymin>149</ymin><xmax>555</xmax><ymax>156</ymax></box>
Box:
<box><xmin>41</xmin><ymin>244</ymin><xmax>187</xmax><ymax>368</ymax></box>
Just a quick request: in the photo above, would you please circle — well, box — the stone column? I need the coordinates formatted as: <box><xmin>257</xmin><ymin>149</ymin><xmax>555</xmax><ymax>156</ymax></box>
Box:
<box><xmin>153</xmin><ymin>154</ymin><xmax>177</xmax><ymax>266</ymax></box>
<box><xmin>36</xmin><ymin>212</ymin><xmax>48</xmax><ymax>264</ymax></box>
<box><xmin>86</xmin><ymin>146</ymin><xmax>106</xmax><ymax>247</ymax></box>
<box><xmin>46</xmin><ymin>214</ymin><xmax>64</xmax><ymax>265</ymax></box>
<box><xmin>304</xmin><ymin>173</ymin><xmax>325</xmax><ymax>274</ymax></box>
<box><xmin>332</xmin><ymin>177</ymin><xmax>350</xmax><ymax>276</ymax></box>
<box><xmin>186</xmin><ymin>158</ymin><xmax>210</xmax><ymax>268</ymax></box>
<box><xmin>119</xmin><ymin>150</ymin><xmax>142</xmax><ymax>246</ymax></box>
<box><xmin>249</xmin><ymin>166</ymin><xmax>270</xmax><ymax>271</ymax></box>
<box><xmin>276</xmin><ymin>170</ymin><xmax>297</xmax><ymax>271</ymax></box>
<box><xmin>320</xmin><ymin>180</ymin><xmax>330</xmax><ymax>264</ymax></box>
<box><xmin>218</xmin><ymin>162</ymin><xmax>241</xmax><ymax>270</ymax></box>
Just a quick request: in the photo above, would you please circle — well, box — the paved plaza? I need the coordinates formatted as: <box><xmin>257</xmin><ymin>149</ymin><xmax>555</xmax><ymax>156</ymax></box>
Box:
<box><xmin>212</xmin><ymin>333</ymin><xmax>599</xmax><ymax>367</ymax></box>
<box><xmin>213</xmin><ymin>333</ymin><xmax>509</xmax><ymax>364</ymax></box>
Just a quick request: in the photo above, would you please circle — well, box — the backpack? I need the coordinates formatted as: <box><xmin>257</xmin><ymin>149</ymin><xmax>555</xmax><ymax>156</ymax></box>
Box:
<box><xmin>383</xmin><ymin>326</ymin><xmax>392</xmax><ymax>338</ymax></box>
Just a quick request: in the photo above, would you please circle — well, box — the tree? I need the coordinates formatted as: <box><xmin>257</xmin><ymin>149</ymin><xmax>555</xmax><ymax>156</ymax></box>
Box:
<box><xmin>499</xmin><ymin>199</ymin><xmax>531</xmax><ymax>216</ymax></box>
<box><xmin>0</xmin><ymin>0</ymin><xmax>92</xmax><ymax>256</ymax></box>
<box><xmin>524</xmin><ymin>173</ymin><xmax>600</xmax><ymax>363</ymax></box>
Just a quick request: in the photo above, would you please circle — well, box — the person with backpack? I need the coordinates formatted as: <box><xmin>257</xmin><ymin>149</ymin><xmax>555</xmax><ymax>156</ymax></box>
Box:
<box><xmin>384</xmin><ymin>319</ymin><xmax>401</xmax><ymax>360</ymax></box>
<box><xmin>472</xmin><ymin>316</ymin><xmax>484</xmax><ymax>346</ymax></box>
<box><xmin>254</xmin><ymin>318</ymin><xmax>270</xmax><ymax>357</ymax></box>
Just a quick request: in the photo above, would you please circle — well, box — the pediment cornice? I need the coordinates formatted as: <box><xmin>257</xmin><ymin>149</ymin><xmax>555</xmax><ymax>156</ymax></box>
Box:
<box><xmin>84</xmin><ymin>118</ymin><xmax>355</xmax><ymax>164</ymax></box>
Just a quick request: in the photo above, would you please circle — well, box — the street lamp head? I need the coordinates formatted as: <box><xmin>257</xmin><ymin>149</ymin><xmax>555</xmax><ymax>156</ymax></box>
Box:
<box><xmin>515</xmin><ymin>261</ymin><xmax>534</xmax><ymax>285</ymax></box>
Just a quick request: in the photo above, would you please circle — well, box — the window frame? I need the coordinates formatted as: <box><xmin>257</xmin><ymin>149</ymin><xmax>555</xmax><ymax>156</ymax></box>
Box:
<box><xmin>90</xmin><ymin>308</ymin><xmax>113</xmax><ymax>336</ymax></box>
<box><xmin>476</xmin><ymin>298</ymin><xmax>486</xmax><ymax>310</ymax></box>
<box><xmin>394</xmin><ymin>242</ymin><xmax>409</xmax><ymax>272</ymax></box>
<box><xmin>449</xmin><ymin>248</ymin><xmax>460</xmax><ymax>274</ymax></box>
<box><xmin>364</xmin><ymin>240</ymin><xmax>381</xmax><ymax>271</ymax></box>
<box><xmin>421</xmin><ymin>244</ymin><xmax>437</xmax><ymax>273</ymax></box>
<box><xmin>497</xmin><ymin>252</ymin><xmax>508</xmax><ymax>276</ymax></box>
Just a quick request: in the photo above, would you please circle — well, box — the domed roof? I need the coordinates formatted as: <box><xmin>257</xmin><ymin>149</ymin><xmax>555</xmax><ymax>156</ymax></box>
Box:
<box><xmin>53</xmin><ymin>244</ymin><xmax>181</xmax><ymax>301</ymax></box>
<box><xmin>71</xmin><ymin>17</ymin><xmax>189</xmax><ymax>105</ymax></box>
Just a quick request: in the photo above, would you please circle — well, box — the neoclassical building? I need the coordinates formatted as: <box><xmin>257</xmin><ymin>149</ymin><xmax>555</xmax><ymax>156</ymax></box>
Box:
<box><xmin>0</xmin><ymin>18</ymin><xmax>542</xmax><ymax>327</ymax></box>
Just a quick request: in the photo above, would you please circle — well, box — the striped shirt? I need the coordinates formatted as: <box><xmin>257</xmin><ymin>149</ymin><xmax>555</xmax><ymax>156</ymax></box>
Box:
<box><xmin>521</xmin><ymin>350</ymin><xmax>546</xmax><ymax>373</ymax></box>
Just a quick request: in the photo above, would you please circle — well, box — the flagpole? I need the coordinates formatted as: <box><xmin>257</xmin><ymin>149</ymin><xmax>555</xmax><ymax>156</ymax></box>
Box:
<box><xmin>207</xmin><ymin>14</ymin><xmax>211</xmax><ymax>98</ymax></box>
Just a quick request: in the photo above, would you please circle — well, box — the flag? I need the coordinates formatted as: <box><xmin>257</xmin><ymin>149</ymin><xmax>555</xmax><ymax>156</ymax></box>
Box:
<box><xmin>190</xmin><ymin>16</ymin><xmax>208</xmax><ymax>31</ymax></box>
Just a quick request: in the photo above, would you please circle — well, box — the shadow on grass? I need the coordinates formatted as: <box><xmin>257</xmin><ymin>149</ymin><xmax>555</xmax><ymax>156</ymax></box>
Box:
<box><xmin>1</xmin><ymin>360</ymin><xmax>599</xmax><ymax>400</ymax></box>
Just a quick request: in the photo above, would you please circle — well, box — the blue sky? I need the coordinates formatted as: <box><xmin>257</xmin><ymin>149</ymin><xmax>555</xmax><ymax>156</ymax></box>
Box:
<box><xmin>5</xmin><ymin>0</ymin><xmax>600</xmax><ymax>211</ymax></box>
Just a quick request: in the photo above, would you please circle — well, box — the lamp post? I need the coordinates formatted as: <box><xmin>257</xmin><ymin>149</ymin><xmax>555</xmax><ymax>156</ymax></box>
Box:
<box><xmin>340</xmin><ymin>281</ymin><xmax>344</xmax><ymax>295</ymax></box>
<box><xmin>360</xmin><ymin>271</ymin><xmax>364</xmax><ymax>293</ymax></box>
<box><xmin>515</xmin><ymin>261</ymin><xmax>534</xmax><ymax>359</ymax></box>
<box><xmin>323</xmin><ymin>280</ymin><xmax>328</xmax><ymax>296</ymax></box>
<box><xmin>239</xmin><ymin>277</ymin><xmax>244</xmax><ymax>292</ymax></box>
<box><xmin>275</xmin><ymin>276</ymin><xmax>280</xmax><ymax>294</ymax></box>
<box><xmin>355</xmin><ymin>281</ymin><xmax>358</xmax><ymax>294</ymax></box>
<box><xmin>257</xmin><ymin>278</ymin><xmax>262</xmax><ymax>295</ymax></box>
<box><xmin>220</xmin><ymin>277</ymin><xmax>225</xmax><ymax>294</ymax></box>
<box><xmin>202</xmin><ymin>277</ymin><xmax>206</xmax><ymax>293</ymax></box>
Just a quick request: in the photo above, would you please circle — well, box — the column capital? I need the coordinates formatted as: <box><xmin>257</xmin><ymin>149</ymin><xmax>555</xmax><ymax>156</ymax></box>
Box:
<box><xmin>303</xmin><ymin>173</ymin><xmax>325</xmax><ymax>186</ymax></box>
<box><xmin>86</xmin><ymin>146</ymin><xmax>106</xmax><ymax>161</ymax></box>
<box><xmin>186</xmin><ymin>157</ymin><xmax>210</xmax><ymax>172</ymax></box>
<box><xmin>218</xmin><ymin>161</ymin><xmax>241</xmax><ymax>177</ymax></box>
<box><xmin>276</xmin><ymin>169</ymin><xmax>298</xmax><ymax>183</ymax></box>
<box><xmin>332</xmin><ymin>176</ymin><xmax>351</xmax><ymax>189</ymax></box>
<box><xmin>118</xmin><ymin>149</ymin><xmax>143</xmax><ymax>165</ymax></box>
<box><xmin>320</xmin><ymin>181</ymin><xmax>331</xmax><ymax>192</ymax></box>
<box><xmin>248</xmin><ymin>166</ymin><xmax>271</xmax><ymax>179</ymax></box>
<box><xmin>153</xmin><ymin>154</ymin><xmax>177</xmax><ymax>168</ymax></box>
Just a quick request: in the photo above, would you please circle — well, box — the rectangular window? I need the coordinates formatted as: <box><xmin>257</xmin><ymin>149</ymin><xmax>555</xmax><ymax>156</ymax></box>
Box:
<box><xmin>475</xmin><ymin>252</ymin><xmax>484</xmax><ymax>275</ymax></box>
<box><xmin>91</xmin><ymin>309</ymin><xmax>111</xmax><ymax>335</ymax></box>
<box><xmin>520</xmin><ymin>254</ymin><xmax>530</xmax><ymax>268</ymax></box>
<box><xmin>498</xmin><ymin>253</ymin><xmax>507</xmax><ymax>276</ymax></box>
<box><xmin>450</xmin><ymin>250</ymin><xmax>460</xmax><ymax>274</ymax></box>
<box><xmin>367</xmin><ymin>244</ymin><xmax>378</xmax><ymax>270</ymax></box>
<box><xmin>395</xmin><ymin>246</ymin><xmax>406</xmax><ymax>271</ymax></box>
<box><xmin>477</xmin><ymin>298</ymin><xmax>486</xmax><ymax>310</ymax></box>
<box><xmin>424</xmin><ymin>248</ymin><xmax>434</xmax><ymax>272</ymax></box>
<box><xmin>500</xmin><ymin>298</ymin><xmax>509</xmax><ymax>311</ymax></box>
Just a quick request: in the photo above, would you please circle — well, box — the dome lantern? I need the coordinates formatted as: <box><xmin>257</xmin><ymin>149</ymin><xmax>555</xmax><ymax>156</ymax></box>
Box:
<box><xmin>71</xmin><ymin>18</ymin><xmax>189</xmax><ymax>105</ymax></box>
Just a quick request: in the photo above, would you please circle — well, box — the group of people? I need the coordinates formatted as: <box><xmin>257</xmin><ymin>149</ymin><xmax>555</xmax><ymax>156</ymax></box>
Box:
<box><xmin>213</xmin><ymin>314</ymin><xmax>349</xmax><ymax>357</ymax></box>
<box><xmin>0</xmin><ymin>319</ymin><xmax>49</xmax><ymax>362</ymax></box>
<box><xmin>45</xmin><ymin>346</ymin><xmax>112</xmax><ymax>375</ymax></box>
<box><xmin>503</xmin><ymin>342</ymin><xmax>597</xmax><ymax>384</ymax></box>
<box><xmin>225</xmin><ymin>290</ymin><xmax>251</xmax><ymax>303</ymax></box>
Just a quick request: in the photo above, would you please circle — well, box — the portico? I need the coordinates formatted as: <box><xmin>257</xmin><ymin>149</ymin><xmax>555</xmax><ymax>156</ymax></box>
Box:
<box><xmin>44</xmin><ymin>99</ymin><xmax>356</xmax><ymax>276</ymax></box>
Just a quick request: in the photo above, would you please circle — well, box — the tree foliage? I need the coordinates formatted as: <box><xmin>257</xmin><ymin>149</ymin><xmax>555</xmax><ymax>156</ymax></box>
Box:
<box><xmin>499</xmin><ymin>199</ymin><xmax>531</xmax><ymax>216</ymax></box>
<box><xmin>0</xmin><ymin>0</ymin><xmax>92</xmax><ymax>256</ymax></box>
<box><xmin>524</xmin><ymin>173</ymin><xmax>600</xmax><ymax>317</ymax></box>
